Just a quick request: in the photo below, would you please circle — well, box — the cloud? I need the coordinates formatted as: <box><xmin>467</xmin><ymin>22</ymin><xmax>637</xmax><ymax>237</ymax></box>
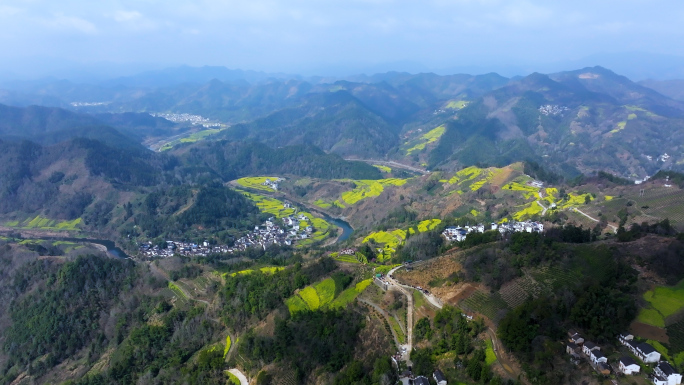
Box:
<box><xmin>43</xmin><ymin>13</ymin><xmax>97</xmax><ymax>34</ymax></box>
<box><xmin>113</xmin><ymin>10</ymin><xmax>142</xmax><ymax>23</ymax></box>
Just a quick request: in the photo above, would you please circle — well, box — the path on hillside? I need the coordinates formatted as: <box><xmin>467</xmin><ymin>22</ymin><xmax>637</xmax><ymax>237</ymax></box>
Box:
<box><xmin>573</xmin><ymin>208</ymin><xmax>618</xmax><ymax>233</ymax></box>
<box><xmin>536</xmin><ymin>200</ymin><xmax>548</xmax><ymax>216</ymax></box>
<box><xmin>359</xmin><ymin>298</ymin><xmax>408</xmax><ymax>359</ymax></box>
<box><xmin>343</xmin><ymin>158</ymin><xmax>428</xmax><ymax>175</ymax></box>
<box><xmin>388</xmin><ymin>265</ymin><xmax>520</xmax><ymax>381</ymax></box>
<box><xmin>386</xmin><ymin>266</ymin><xmax>415</xmax><ymax>364</ymax></box>
<box><xmin>227</xmin><ymin>368</ymin><xmax>248</xmax><ymax>385</ymax></box>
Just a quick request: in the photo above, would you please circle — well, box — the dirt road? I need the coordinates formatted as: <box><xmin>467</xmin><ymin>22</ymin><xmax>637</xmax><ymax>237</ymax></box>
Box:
<box><xmin>389</xmin><ymin>264</ymin><xmax>521</xmax><ymax>381</ymax></box>
<box><xmin>227</xmin><ymin>368</ymin><xmax>248</xmax><ymax>385</ymax></box>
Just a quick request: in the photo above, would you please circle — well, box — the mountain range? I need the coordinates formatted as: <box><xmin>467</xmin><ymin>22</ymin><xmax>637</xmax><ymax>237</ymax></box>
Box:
<box><xmin>0</xmin><ymin>65</ymin><xmax>683</xmax><ymax>179</ymax></box>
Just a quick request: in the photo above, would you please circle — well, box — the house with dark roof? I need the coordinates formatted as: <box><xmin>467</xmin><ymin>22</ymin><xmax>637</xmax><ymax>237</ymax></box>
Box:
<box><xmin>619</xmin><ymin>356</ymin><xmax>640</xmax><ymax>375</ymax></box>
<box><xmin>569</xmin><ymin>333</ymin><xmax>584</xmax><ymax>345</ymax></box>
<box><xmin>583</xmin><ymin>341</ymin><xmax>600</xmax><ymax>355</ymax></box>
<box><xmin>619</xmin><ymin>332</ymin><xmax>634</xmax><ymax>344</ymax></box>
<box><xmin>624</xmin><ymin>341</ymin><xmax>661</xmax><ymax>363</ymax></box>
<box><xmin>590</xmin><ymin>350</ymin><xmax>608</xmax><ymax>364</ymax></box>
<box><xmin>653</xmin><ymin>361</ymin><xmax>682</xmax><ymax>385</ymax></box>
<box><xmin>566</xmin><ymin>342</ymin><xmax>579</xmax><ymax>354</ymax></box>
<box><xmin>433</xmin><ymin>369</ymin><xmax>447</xmax><ymax>385</ymax></box>
<box><xmin>412</xmin><ymin>376</ymin><xmax>430</xmax><ymax>385</ymax></box>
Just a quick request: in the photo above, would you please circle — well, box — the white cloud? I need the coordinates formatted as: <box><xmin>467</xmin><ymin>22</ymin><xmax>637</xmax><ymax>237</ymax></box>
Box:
<box><xmin>113</xmin><ymin>10</ymin><xmax>142</xmax><ymax>23</ymax></box>
<box><xmin>43</xmin><ymin>13</ymin><xmax>98</xmax><ymax>34</ymax></box>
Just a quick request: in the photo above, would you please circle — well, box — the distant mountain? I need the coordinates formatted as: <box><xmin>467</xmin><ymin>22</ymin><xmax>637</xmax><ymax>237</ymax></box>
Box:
<box><xmin>173</xmin><ymin>140</ymin><xmax>383</xmax><ymax>181</ymax></box>
<box><xmin>0</xmin><ymin>104</ymin><xmax>165</xmax><ymax>149</ymax></box>
<box><xmin>100</xmin><ymin>65</ymin><xmax>299</xmax><ymax>88</ymax></box>
<box><xmin>428</xmin><ymin>67</ymin><xmax>684</xmax><ymax>178</ymax></box>
<box><xmin>639</xmin><ymin>79</ymin><xmax>684</xmax><ymax>102</ymax></box>
<box><xmin>217</xmin><ymin>91</ymin><xmax>401</xmax><ymax>157</ymax></box>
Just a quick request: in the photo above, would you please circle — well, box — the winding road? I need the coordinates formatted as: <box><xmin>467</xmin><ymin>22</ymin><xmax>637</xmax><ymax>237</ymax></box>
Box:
<box><xmin>343</xmin><ymin>158</ymin><xmax>428</xmax><ymax>175</ymax></box>
<box><xmin>573</xmin><ymin>208</ymin><xmax>618</xmax><ymax>233</ymax></box>
<box><xmin>227</xmin><ymin>368</ymin><xmax>248</xmax><ymax>385</ymax></box>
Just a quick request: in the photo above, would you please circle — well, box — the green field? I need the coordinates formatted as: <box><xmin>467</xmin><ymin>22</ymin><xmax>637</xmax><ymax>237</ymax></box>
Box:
<box><xmin>445</xmin><ymin>100</ymin><xmax>468</xmax><ymax>110</ymax></box>
<box><xmin>239</xmin><ymin>191</ymin><xmax>295</xmax><ymax>218</ymax></box>
<box><xmin>388</xmin><ymin>316</ymin><xmax>405</xmax><ymax>343</ymax></box>
<box><xmin>299</xmin><ymin>286</ymin><xmax>321</xmax><ymax>310</ymax></box>
<box><xmin>287</xmin><ymin>278</ymin><xmax>372</xmax><ymax>315</ymax></box>
<box><xmin>7</xmin><ymin>215</ymin><xmax>82</xmax><ymax>231</ymax></box>
<box><xmin>512</xmin><ymin>202</ymin><xmax>543</xmax><ymax>221</ymax></box>
<box><xmin>329</xmin><ymin>279</ymin><xmax>372</xmax><ymax>309</ymax></box>
<box><xmin>235</xmin><ymin>176</ymin><xmax>282</xmax><ymax>192</ymax></box>
<box><xmin>637</xmin><ymin>280</ymin><xmax>684</xmax><ymax>327</ymax></box>
<box><xmin>160</xmin><ymin>128</ymin><xmax>224</xmax><ymax>151</ymax></box>
<box><xmin>417</xmin><ymin>219</ymin><xmax>441</xmax><ymax>232</ymax></box>
<box><xmin>406</xmin><ymin>125</ymin><xmax>446</xmax><ymax>155</ymax></box>
<box><xmin>168</xmin><ymin>282</ymin><xmax>188</xmax><ymax>303</ymax></box>
<box><xmin>314</xmin><ymin>278</ymin><xmax>336</xmax><ymax>306</ymax></box>
<box><xmin>224</xmin><ymin>335</ymin><xmax>232</xmax><ymax>358</ymax></box>
<box><xmin>339</xmin><ymin>179</ymin><xmax>407</xmax><ymax>205</ymax></box>
<box><xmin>373</xmin><ymin>165</ymin><xmax>392</xmax><ymax>173</ymax></box>
<box><xmin>485</xmin><ymin>339</ymin><xmax>497</xmax><ymax>365</ymax></box>
<box><xmin>226</xmin><ymin>371</ymin><xmax>241</xmax><ymax>385</ymax></box>
<box><xmin>226</xmin><ymin>266</ymin><xmax>285</xmax><ymax>278</ymax></box>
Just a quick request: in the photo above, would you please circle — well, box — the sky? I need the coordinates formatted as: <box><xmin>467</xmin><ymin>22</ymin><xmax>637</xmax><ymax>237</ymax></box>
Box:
<box><xmin>1</xmin><ymin>0</ymin><xmax>684</xmax><ymax>79</ymax></box>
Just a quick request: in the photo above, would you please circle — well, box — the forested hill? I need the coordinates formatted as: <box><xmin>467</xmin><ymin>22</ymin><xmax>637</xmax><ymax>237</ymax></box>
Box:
<box><xmin>0</xmin><ymin>104</ymin><xmax>161</xmax><ymax>149</ymax></box>
<box><xmin>427</xmin><ymin>66</ymin><xmax>684</xmax><ymax>178</ymax></box>
<box><xmin>217</xmin><ymin>91</ymin><xmax>401</xmax><ymax>158</ymax></box>
<box><xmin>175</xmin><ymin>140</ymin><xmax>383</xmax><ymax>181</ymax></box>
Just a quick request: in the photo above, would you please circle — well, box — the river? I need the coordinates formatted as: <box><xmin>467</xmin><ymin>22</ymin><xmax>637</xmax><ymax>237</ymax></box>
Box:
<box><xmin>42</xmin><ymin>237</ymin><xmax>130</xmax><ymax>259</ymax></box>
<box><xmin>321</xmin><ymin>214</ymin><xmax>354</xmax><ymax>242</ymax></box>
<box><xmin>20</xmin><ymin>212</ymin><xmax>352</xmax><ymax>259</ymax></box>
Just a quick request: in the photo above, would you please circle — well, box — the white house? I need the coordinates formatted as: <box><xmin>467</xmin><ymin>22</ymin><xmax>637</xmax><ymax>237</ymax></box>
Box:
<box><xmin>654</xmin><ymin>362</ymin><xmax>682</xmax><ymax>385</ymax></box>
<box><xmin>569</xmin><ymin>333</ymin><xmax>584</xmax><ymax>345</ymax></box>
<box><xmin>618</xmin><ymin>332</ymin><xmax>634</xmax><ymax>344</ymax></box>
<box><xmin>619</xmin><ymin>356</ymin><xmax>640</xmax><ymax>375</ymax></box>
<box><xmin>433</xmin><ymin>369</ymin><xmax>447</xmax><ymax>385</ymax></box>
<box><xmin>583</xmin><ymin>341</ymin><xmax>600</xmax><ymax>355</ymax></box>
<box><xmin>625</xmin><ymin>341</ymin><xmax>661</xmax><ymax>363</ymax></box>
<box><xmin>590</xmin><ymin>350</ymin><xmax>607</xmax><ymax>364</ymax></box>
<box><xmin>413</xmin><ymin>376</ymin><xmax>430</xmax><ymax>385</ymax></box>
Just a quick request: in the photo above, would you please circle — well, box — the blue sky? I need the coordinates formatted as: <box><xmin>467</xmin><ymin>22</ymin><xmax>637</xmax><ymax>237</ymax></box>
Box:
<box><xmin>1</xmin><ymin>0</ymin><xmax>683</xmax><ymax>78</ymax></box>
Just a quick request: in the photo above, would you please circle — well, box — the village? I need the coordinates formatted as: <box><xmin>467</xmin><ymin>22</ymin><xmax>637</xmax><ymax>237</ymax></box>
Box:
<box><xmin>442</xmin><ymin>220</ymin><xmax>544</xmax><ymax>242</ymax></box>
<box><xmin>137</xmin><ymin>212</ymin><xmax>316</xmax><ymax>258</ymax></box>
<box><xmin>566</xmin><ymin>330</ymin><xmax>682</xmax><ymax>385</ymax></box>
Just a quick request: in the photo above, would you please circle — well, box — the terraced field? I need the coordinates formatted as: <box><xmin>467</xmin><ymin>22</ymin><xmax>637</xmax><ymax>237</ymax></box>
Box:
<box><xmin>6</xmin><ymin>215</ymin><xmax>82</xmax><ymax>231</ymax></box>
<box><xmin>405</xmin><ymin>125</ymin><xmax>446</xmax><ymax>155</ymax></box>
<box><xmin>168</xmin><ymin>282</ymin><xmax>189</xmax><ymax>304</ymax></box>
<box><xmin>239</xmin><ymin>191</ymin><xmax>295</xmax><ymax>218</ymax></box>
<box><xmin>339</xmin><ymin>178</ymin><xmax>407</xmax><ymax>205</ymax></box>
<box><xmin>160</xmin><ymin>128</ymin><xmax>224</xmax><ymax>150</ymax></box>
<box><xmin>329</xmin><ymin>279</ymin><xmax>373</xmax><ymax>309</ymax></box>
<box><xmin>235</xmin><ymin>176</ymin><xmax>282</xmax><ymax>192</ymax></box>
<box><xmin>286</xmin><ymin>278</ymin><xmax>371</xmax><ymax>314</ymax></box>
<box><xmin>373</xmin><ymin>165</ymin><xmax>392</xmax><ymax>173</ymax></box>
<box><xmin>461</xmin><ymin>289</ymin><xmax>509</xmax><ymax>322</ymax></box>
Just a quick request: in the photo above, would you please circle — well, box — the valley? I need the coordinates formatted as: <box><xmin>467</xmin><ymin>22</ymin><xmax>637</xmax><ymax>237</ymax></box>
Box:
<box><xmin>2</xmin><ymin>65</ymin><xmax>684</xmax><ymax>385</ymax></box>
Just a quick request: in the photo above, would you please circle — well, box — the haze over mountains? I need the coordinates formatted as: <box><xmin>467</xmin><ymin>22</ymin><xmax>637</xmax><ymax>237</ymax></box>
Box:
<box><xmin>0</xmin><ymin>64</ymin><xmax>683</xmax><ymax>182</ymax></box>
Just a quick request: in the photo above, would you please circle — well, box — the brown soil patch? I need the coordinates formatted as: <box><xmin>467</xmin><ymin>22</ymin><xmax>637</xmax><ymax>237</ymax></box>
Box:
<box><xmin>445</xmin><ymin>283</ymin><xmax>478</xmax><ymax>306</ymax></box>
<box><xmin>394</xmin><ymin>254</ymin><xmax>462</xmax><ymax>297</ymax></box>
<box><xmin>630</xmin><ymin>321</ymin><xmax>669</xmax><ymax>343</ymax></box>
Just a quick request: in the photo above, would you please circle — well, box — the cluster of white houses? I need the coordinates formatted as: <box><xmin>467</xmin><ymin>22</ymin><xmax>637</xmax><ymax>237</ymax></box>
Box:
<box><xmin>566</xmin><ymin>330</ymin><xmax>682</xmax><ymax>384</ymax></box>
<box><xmin>261</xmin><ymin>177</ymin><xmax>283</xmax><ymax>191</ymax></box>
<box><xmin>138</xmin><ymin>214</ymin><xmax>315</xmax><ymax>258</ymax></box>
<box><xmin>442</xmin><ymin>220</ymin><xmax>544</xmax><ymax>242</ymax></box>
